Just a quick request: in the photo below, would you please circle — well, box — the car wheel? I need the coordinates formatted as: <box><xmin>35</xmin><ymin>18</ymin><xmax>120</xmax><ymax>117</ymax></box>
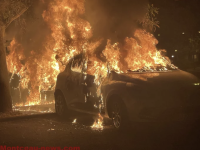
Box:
<box><xmin>111</xmin><ymin>99</ymin><xmax>129</xmax><ymax>130</ymax></box>
<box><xmin>55</xmin><ymin>93</ymin><xmax>68</xmax><ymax>117</ymax></box>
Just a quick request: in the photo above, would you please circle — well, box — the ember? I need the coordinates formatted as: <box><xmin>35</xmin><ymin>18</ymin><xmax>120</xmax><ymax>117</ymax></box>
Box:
<box><xmin>72</xmin><ymin>119</ymin><xmax>77</xmax><ymax>124</ymax></box>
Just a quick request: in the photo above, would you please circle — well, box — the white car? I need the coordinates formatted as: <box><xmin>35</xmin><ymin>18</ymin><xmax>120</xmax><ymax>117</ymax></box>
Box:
<box><xmin>54</xmin><ymin>54</ymin><xmax>200</xmax><ymax>129</ymax></box>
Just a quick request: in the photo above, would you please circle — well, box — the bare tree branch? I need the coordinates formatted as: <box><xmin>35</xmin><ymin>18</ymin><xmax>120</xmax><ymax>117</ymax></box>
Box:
<box><xmin>5</xmin><ymin>5</ymin><xmax>29</xmax><ymax>29</ymax></box>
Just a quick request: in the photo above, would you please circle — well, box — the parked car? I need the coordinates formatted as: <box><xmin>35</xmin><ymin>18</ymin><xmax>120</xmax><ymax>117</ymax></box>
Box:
<box><xmin>54</xmin><ymin>54</ymin><xmax>200</xmax><ymax>129</ymax></box>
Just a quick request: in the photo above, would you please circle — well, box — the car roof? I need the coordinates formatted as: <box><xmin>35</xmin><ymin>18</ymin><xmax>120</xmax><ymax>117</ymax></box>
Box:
<box><xmin>72</xmin><ymin>53</ymin><xmax>83</xmax><ymax>60</ymax></box>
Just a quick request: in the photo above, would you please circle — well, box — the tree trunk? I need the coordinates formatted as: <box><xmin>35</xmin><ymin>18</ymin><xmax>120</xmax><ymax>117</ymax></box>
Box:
<box><xmin>0</xmin><ymin>24</ymin><xmax>12</xmax><ymax>112</ymax></box>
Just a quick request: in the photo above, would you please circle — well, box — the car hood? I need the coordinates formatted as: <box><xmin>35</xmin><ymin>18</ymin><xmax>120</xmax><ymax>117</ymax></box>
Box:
<box><xmin>109</xmin><ymin>70</ymin><xmax>200</xmax><ymax>108</ymax></box>
<box><xmin>110</xmin><ymin>70</ymin><xmax>200</xmax><ymax>90</ymax></box>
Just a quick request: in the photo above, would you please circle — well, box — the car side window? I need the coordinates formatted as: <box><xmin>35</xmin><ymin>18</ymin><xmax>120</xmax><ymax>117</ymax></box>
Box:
<box><xmin>71</xmin><ymin>57</ymin><xmax>83</xmax><ymax>73</ymax></box>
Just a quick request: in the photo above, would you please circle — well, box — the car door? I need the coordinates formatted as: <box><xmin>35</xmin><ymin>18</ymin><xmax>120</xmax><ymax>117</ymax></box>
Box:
<box><xmin>67</xmin><ymin>54</ymin><xmax>85</xmax><ymax>108</ymax></box>
<box><xmin>79</xmin><ymin>59</ymin><xmax>100</xmax><ymax>113</ymax></box>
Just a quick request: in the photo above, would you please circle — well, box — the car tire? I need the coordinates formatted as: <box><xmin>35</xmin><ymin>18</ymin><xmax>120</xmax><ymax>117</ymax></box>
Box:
<box><xmin>110</xmin><ymin>98</ymin><xmax>129</xmax><ymax>131</ymax></box>
<box><xmin>55</xmin><ymin>92</ymin><xmax>68</xmax><ymax>118</ymax></box>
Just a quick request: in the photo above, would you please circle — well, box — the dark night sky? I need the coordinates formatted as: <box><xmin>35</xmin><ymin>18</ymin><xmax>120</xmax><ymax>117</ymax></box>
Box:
<box><xmin>150</xmin><ymin>0</ymin><xmax>200</xmax><ymax>57</ymax></box>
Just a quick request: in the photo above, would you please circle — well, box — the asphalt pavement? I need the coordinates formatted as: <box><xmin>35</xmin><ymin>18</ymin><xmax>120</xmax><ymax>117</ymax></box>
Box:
<box><xmin>0</xmin><ymin>111</ymin><xmax>200</xmax><ymax>150</ymax></box>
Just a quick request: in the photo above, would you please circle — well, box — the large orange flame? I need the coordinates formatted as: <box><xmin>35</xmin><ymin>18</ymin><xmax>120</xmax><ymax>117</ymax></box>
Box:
<box><xmin>6</xmin><ymin>0</ymin><xmax>175</xmax><ymax>128</ymax></box>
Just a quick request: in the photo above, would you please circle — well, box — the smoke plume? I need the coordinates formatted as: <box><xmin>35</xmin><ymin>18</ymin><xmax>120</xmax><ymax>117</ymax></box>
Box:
<box><xmin>5</xmin><ymin>0</ymin><xmax>51</xmax><ymax>57</ymax></box>
<box><xmin>85</xmin><ymin>0</ymin><xmax>148</xmax><ymax>42</ymax></box>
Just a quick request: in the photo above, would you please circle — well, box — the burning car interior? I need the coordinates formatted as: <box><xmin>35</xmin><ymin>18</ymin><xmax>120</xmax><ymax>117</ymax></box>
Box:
<box><xmin>0</xmin><ymin>0</ymin><xmax>200</xmax><ymax>149</ymax></box>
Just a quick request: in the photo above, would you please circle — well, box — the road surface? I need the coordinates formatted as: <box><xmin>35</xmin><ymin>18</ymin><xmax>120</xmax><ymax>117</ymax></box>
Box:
<box><xmin>0</xmin><ymin>111</ymin><xmax>200</xmax><ymax>150</ymax></box>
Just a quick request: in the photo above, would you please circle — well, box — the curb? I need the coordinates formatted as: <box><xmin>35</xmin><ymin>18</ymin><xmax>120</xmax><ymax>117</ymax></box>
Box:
<box><xmin>0</xmin><ymin>113</ymin><xmax>56</xmax><ymax>122</ymax></box>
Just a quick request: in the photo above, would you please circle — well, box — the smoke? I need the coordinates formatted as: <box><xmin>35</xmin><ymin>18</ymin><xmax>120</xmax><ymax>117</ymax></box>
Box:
<box><xmin>85</xmin><ymin>0</ymin><xmax>148</xmax><ymax>42</ymax></box>
<box><xmin>5</xmin><ymin>0</ymin><xmax>151</xmax><ymax>105</ymax></box>
<box><xmin>5</xmin><ymin>0</ymin><xmax>149</xmax><ymax>56</ymax></box>
<box><xmin>5</xmin><ymin>0</ymin><xmax>51</xmax><ymax>57</ymax></box>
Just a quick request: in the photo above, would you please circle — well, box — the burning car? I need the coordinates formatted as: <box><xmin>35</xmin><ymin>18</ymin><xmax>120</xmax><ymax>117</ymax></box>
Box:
<box><xmin>54</xmin><ymin>53</ymin><xmax>200</xmax><ymax>130</ymax></box>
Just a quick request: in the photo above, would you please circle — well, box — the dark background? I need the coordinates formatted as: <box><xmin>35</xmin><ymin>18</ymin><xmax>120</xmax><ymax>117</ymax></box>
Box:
<box><xmin>151</xmin><ymin>0</ymin><xmax>200</xmax><ymax>69</ymax></box>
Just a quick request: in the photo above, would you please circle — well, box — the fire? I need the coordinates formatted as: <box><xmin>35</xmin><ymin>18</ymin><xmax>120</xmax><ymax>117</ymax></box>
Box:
<box><xmin>7</xmin><ymin>38</ymin><xmax>59</xmax><ymax>106</ymax></box>
<box><xmin>14</xmin><ymin>101</ymin><xmax>55</xmax><ymax>107</ymax></box>
<box><xmin>6</xmin><ymin>0</ymin><xmax>175</xmax><ymax>127</ymax></box>
<box><xmin>103</xmin><ymin>41</ymin><xmax>121</xmax><ymax>73</ymax></box>
<box><xmin>124</xmin><ymin>30</ymin><xmax>168</xmax><ymax>71</ymax></box>
<box><xmin>72</xmin><ymin>119</ymin><xmax>77</xmax><ymax>124</ymax></box>
<box><xmin>91</xmin><ymin>114</ymin><xmax>103</xmax><ymax>130</ymax></box>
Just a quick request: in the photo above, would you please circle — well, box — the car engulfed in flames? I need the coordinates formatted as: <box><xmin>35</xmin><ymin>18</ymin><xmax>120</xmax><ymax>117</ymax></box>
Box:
<box><xmin>54</xmin><ymin>52</ymin><xmax>200</xmax><ymax>130</ymax></box>
<box><xmin>5</xmin><ymin>0</ymin><xmax>200</xmax><ymax>129</ymax></box>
